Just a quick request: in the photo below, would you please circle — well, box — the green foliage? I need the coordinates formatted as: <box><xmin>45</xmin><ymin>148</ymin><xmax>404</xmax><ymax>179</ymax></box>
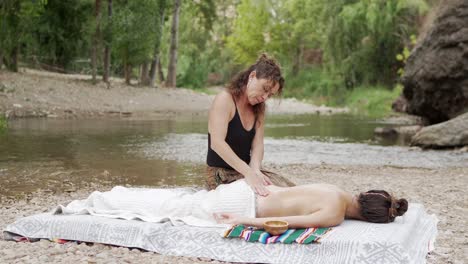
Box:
<box><xmin>282</xmin><ymin>66</ymin><xmax>403</xmax><ymax>117</ymax></box>
<box><xmin>226</xmin><ymin>0</ymin><xmax>270</xmax><ymax>65</ymax></box>
<box><xmin>0</xmin><ymin>0</ymin><xmax>47</xmax><ymax>71</ymax></box>
<box><xmin>112</xmin><ymin>0</ymin><xmax>160</xmax><ymax>67</ymax></box>
<box><xmin>396</xmin><ymin>34</ymin><xmax>417</xmax><ymax>76</ymax></box>
<box><xmin>0</xmin><ymin>0</ymin><xmax>93</xmax><ymax>71</ymax></box>
<box><xmin>1</xmin><ymin>0</ymin><xmax>435</xmax><ymax>109</ymax></box>
<box><xmin>267</xmin><ymin>0</ymin><xmax>323</xmax><ymax>73</ymax></box>
<box><xmin>33</xmin><ymin>0</ymin><xmax>93</xmax><ymax>70</ymax></box>
<box><xmin>344</xmin><ymin>84</ymin><xmax>403</xmax><ymax>117</ymax></box>
<box><xmin>323</xmin><ymin>0</ymin><xmax>428</xmax><ymax>87</ymax></box>
<box><xmin>177</xmin><ymin>53</ymin><xmax>211</xmax><ymax>89</ymax></box>
<box><xmin>163</xmin><ymin>0</ymin><xmax>218</xmax><ymax>89</ymax></box>
<box><xmin>283</xmin><ymin>67</ymin><xmax>342</xmax><ymax>103</ymax></box>
<box><xmin>190</xmin><ymin>0</ymin><xmax>216</xmax><ymax>31</ymax></box>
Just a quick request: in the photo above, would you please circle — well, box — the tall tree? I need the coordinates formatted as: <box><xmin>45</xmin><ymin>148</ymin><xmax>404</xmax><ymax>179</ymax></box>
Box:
<box><xmin>174</xmin><ymin>0</ymin><xmax>216</xmax><ymax>89</ymax></box>
<box><xmin>103</xmin><ymin>0</ymin><xmax>112</xmax><ymax>83</ymax></box>
<box><xmin>0</xmin><ymin>0</ymin><xmax>49</xmax><ymax>72</ymax></box>
<box><xmin>112</xmin><ymin>0</ymin><xmax>159</xmax><ymax>85</ymax></box>
<box><xmin>166</xmin><ymin>0</ymin><xmax>181</xmax><ymax>88</ymax></box>
<box><xmin>91</xmin><ymin>0</ymin><xmax>102</xmax><ymax>83</ymax></box>
<box><xmin>0</xmin><ymin>0</ymin><xmax>21</xmax><ymax>72</ymax></box>
<box><xmin>139</xmin><ymin>62</ymin><xmax>150</xmax><ymax>85</ymax></box>
<box><xmin>148</xmin><ymin>0</ymin><xmax>167</xmax><ymax>87</ymax></box>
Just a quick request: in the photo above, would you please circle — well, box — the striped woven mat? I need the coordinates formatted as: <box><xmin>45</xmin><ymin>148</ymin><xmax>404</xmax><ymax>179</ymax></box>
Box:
<box><xmin>223</xmin><ymin>224</ymin><xmax>331</xmax><ymax>244</ymax></box>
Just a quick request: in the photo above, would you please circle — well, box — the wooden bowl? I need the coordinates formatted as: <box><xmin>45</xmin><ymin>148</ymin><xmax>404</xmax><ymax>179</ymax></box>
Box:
<box><xmin>263</xmin><ymin>220</ymin><xmax>289</xmax><ymax>236</ymax></box>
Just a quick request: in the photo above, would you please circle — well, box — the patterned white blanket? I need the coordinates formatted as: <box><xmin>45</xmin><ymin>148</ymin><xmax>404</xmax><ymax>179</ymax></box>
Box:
<box><xmin>3</xmin><ymin>203</ymin><xmax>437</xmax><ymax>264</ymax></box>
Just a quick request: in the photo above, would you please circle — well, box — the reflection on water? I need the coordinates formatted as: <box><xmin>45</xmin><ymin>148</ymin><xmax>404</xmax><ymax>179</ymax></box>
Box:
<box><xmin>0</xmin><ymin>114</ymin><xmax>464</xmax><ymax>197</ymax></box>
<box><xmin>265</xmin><ymin>114</ymin><xmax>414</xmax><ymax>146</ymax></box>
<box><xmin>0</xmin><ymin>117</ymin><xmax>207</xmax><ymax>197</ymax></box>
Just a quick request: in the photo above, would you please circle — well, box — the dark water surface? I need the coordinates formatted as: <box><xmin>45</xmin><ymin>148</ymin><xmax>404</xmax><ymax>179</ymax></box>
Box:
<box><xmin>0</xmin><ymin>114</ymin><xmax>466</xmax><ymax>197</ymax></box>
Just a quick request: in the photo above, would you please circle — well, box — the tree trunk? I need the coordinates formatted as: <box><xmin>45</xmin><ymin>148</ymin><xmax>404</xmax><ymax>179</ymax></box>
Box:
<box><xmin>12</xmin><ymin>46</ymin><xmax>18</xmax><ymax>72</ymax></box>
<box><xmin>140</xmin><ymin>62</ymin><xmax>149</xmax><ymax>85</ymax></box>
<box><xmin>124</xmin><ymin>63</ymin><xmax>132</xmax><ymax>85</ymax></box>
<box><xmin>2</xmin><ymin>1</ymin><xmax>20</xmax><ymax>72</ymax></box>
<box><xmin>103</xmin><ymin>0</ymin><xmax>112</xmax><ymax>83</ymax></box>
<box><xmin>149</xmin><ymin>56</ymin><xmax>160</xmax><ymax>87</ymax></box>
<box><xmin>158</xmin><ymin>59</ymin><xmax>165</xmax><ymax>83</ymax></box>
<box><xmin>91</xmin><ymin>0</ymin><xmax>102</xmax><ymax>84</ymax></box>
<box><xmin>166</xmin><ymin>0</ymin><xmax>181</xmax><ymax>88</ymax></box>
<box><xmin>5</xmin><ymin>46</ymin><xmax>19</xmax><ymax>72</ymax></box>
<box><xmin>149</xmin><ymin>0</ymin><xmax>166</xmax><ymax>87</ymax></box>
<box><xmin>0</xmin><ymin>50</ymin><xmax>3</xmax><ymax>70</ymax></box>
<box><xmin>292</xmin><ymin>40</ymin><xmax>302</xmax><ymax>76</ymax></box>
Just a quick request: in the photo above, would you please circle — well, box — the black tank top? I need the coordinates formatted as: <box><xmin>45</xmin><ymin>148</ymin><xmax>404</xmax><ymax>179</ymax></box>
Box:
<box><xmin>207</xmin><ymin>99</ymin><xmax>256</xmax><ymax>169</ymax></box>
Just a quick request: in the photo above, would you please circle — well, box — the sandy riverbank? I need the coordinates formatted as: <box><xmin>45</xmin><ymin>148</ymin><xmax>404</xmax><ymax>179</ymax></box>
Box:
<box><xmin>0</xmin><ymin>69</ymin><xmax>348</xmax><ymax>120</ymax></box>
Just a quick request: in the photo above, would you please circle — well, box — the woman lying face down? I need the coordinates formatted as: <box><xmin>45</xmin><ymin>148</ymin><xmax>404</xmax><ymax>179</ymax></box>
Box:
<box><xmin>214</xmin><ymin>183</ymin><xmax>408</xmax><ymax>228</ymax></box>
<box><xmin>56</xmin><ymin>179</ymin><xmax>407</xmax><ymax>229</ymax></box>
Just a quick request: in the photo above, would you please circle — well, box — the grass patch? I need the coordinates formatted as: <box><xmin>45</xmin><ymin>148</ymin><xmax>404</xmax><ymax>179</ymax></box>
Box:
<box><xmin>343</xmin><ymin>84</ymin><xmax>402</xmax><ymax>117</ymax></box>
<box><xmin>282</xmin><ymin>65</ymin><xmax>402</xmax><ymax>117</ymax></box>
<box><xmin>283</xmin><ymin>67</ymin><xmax>343</xmax><ymax>105</ymax></box>
<box><xmin>275</xmin><ymin>65</ymin><xmax>403</xmax><ymax>117</ymax></box>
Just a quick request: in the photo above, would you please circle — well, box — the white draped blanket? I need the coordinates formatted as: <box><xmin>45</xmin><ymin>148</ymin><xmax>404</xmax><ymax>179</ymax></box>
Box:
<box><xmin>54</xmin><ymin>180</ymin><xmax>255</xmax><ymax>227</ymax></box>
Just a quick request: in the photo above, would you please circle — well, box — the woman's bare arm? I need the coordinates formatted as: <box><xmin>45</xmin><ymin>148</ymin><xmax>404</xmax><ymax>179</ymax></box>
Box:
<box><xmin>249</xmin><ymin>115</ymin><xmax>273</xmax><ymax>185</ymax></box>
<box><xmin>249</xmin><ymin>114</ymin><xmax>264</xmax><ymax>172</ymax></box>
<box><xmin>216</xmin><ymin>209</ymin><xmax>344</xmax><ymax>228</ymax></box>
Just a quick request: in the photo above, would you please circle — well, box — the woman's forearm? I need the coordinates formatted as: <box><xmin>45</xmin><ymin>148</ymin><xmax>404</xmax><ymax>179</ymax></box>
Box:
<box><xmin>250</xmin><ymin>145</ymin><xmax>264</xmax><ymax>172</ymax></box>
<box><xmin>250</xmin><ymin>123</ymin><xmax>265</xmax><ymax>171</ymax></box>
<box><xmin>211</xmin><ymin>139</ymin><xmax>255</xmax><ymax>178</ymax></box>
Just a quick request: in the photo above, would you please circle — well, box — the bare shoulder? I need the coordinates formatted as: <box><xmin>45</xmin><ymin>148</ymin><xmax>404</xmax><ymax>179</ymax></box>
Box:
<box><xmin>212</xmin><ymin>90</ymin><xmax>234</xmax><ymax>106</ymax></box>
<box><xmin>209</xmin><ymin>90</ymin><xmax>235</xmax><ymax>121</ymax></box>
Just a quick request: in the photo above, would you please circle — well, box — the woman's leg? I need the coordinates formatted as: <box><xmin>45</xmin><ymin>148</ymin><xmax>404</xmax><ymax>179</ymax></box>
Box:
<box><xmin>205</xmin><ymin>166</ymin><xmax>295</xmax><ymax>189</ymax></box>
<box><xmin>205</xmin><ymin>166</ymin><xmax>244</xmax><ymax>190</ymax></box>
<box><xmin>261</xmin><ymin>169</ymin><xmax>296</xmax><ymax>187</ymax></box>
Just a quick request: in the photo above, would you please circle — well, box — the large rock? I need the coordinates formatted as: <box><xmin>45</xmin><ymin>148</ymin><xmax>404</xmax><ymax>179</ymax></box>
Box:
<box><xmin>401</xmin><ymin>0</ymin><xmax>468</xmax><ymax>124</ymax></box>
<box><xmin>411</xmin><ymin>112</ymin><xmax>468</xmax><ymax>148</ymax></box>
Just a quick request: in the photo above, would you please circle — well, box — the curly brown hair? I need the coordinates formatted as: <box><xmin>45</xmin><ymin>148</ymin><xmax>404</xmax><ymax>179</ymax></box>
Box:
<box><xmin>227</xmin><ymin>53</ymin><xmax>284</xmax><ymax>121</ymax></box>
<box><xmin>358</xmin><ymin>190</ymin><xmax>408</xmax><ymax>223</ymax></box>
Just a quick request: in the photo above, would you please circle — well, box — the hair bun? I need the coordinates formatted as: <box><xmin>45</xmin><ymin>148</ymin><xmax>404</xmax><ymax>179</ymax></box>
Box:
<box><xmin>395</xmin><ymin>199</ymin><xmax>408</xmax><ymax>216</ymax></box>
<box><xmin>256</xmin><ymin>53</ymin><xmax>279</xmax><ymax>67</ymax></box>
<box><xmin>257</xmin><ymin>53</ymin><xmax>269</xmax><ymax>61</ymax></box>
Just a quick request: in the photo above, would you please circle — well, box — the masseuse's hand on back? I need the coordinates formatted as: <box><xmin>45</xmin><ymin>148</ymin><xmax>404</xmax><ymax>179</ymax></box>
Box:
<box><xmin>209</xmin><ymin>91</ymin><xmax>270</xmax><ymax>196</ymax></box>
<box><xmin>245</xmin><ymin>171</ymin><xmax>270</xmax><ymax>196</ymax></box>
<box><xmin>256</xmin><ymin>170</ymin><xmax>273</xmax><ymax>186</ymax></box>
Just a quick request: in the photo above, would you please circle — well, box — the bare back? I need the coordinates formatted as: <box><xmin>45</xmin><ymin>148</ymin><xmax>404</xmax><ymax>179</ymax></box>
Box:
<box><xmin>256</xmin><ymin>184</ymin><xmax>350</xmax><ymax>218</ymax></box>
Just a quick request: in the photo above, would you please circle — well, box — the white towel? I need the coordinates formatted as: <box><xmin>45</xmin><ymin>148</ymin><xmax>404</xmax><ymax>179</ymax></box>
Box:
<box><xmin>54</xmin><ymin>180</ymin><xmax>255</xmax><ymax>227</ymax></box>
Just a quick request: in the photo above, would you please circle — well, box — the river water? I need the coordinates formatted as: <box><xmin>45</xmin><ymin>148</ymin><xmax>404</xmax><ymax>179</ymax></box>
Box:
<box><xmin>0</xmin><ymin>114</ymin><xmax>466</xmax><ymax>197</ymax></box>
